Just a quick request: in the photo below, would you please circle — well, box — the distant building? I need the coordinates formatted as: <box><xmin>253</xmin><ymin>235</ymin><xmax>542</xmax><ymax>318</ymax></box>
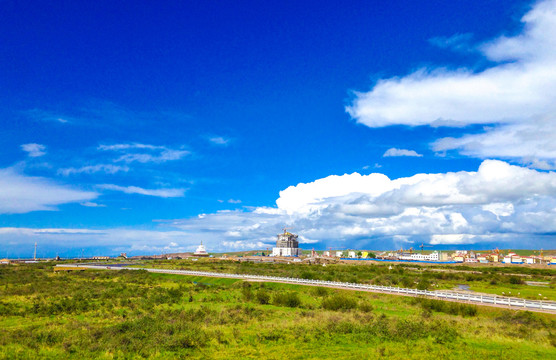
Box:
<box><xmin>272</xmin><ymin>229</ymin><xmax>302</xmax><ymax>257</ymax></box>
<box><xmin>522</xmin><ymin>256</ymin><xmax>534</xmax><ymax>264</ymax></box>
<box><xmin>399</xmin><ymin>251</ymin><xmax>440</xmax><ymax>261</ymax></box>
<box><xmin>335</xmin><ymin>251</ymin><xmax>343</xmax><ymax>258</ymax></box>
<box><xmin>323</xmin><ymin>251</ymin><xmax>331</xmax><ymax>257</ymax></box>
<box><xmin>348</xmin><ymin>251</ymin><xmax>356</xmax><ymax>258</ymax></box>
<box><xmin>194</xmin><ymin>242</ymin><xmax>209</xmax><ymax>257</ymax></box>
<box><xmin>92</xmin><ymin>256</ymin><xmax>110</xmax><ymax>260</ymax></box>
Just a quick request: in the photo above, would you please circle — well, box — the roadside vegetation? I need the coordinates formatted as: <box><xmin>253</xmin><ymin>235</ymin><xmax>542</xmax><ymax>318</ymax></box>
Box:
<box><xmin>133</xmin><ymin>258</ymin><xmax>556</xmax><ymax>301</ymax></box>
<box><xmin>1</xmin><ymin>262</ymin><xmax>555</xmax><ymax>359</ymax></box>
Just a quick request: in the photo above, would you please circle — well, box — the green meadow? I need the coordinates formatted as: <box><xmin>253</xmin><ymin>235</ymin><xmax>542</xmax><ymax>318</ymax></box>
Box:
<box><xmin>1</xmin><ymin>262</ymin><xmax>555</xmax><ymax>359</ymax></box>
<box><xmin>133</xmin><ymin>258</ymin><xmax>556</xmax><ymax>301</ymax></box>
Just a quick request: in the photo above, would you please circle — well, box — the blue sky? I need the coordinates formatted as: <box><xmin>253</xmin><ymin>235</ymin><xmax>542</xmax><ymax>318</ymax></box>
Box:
<box><xmin>2</xmin><ymin>0</ymin><xmax>556</xmax><ymax>257</ymax></box>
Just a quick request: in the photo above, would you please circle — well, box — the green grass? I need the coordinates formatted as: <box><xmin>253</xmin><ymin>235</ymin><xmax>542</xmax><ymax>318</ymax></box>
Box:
<box><xmin>127</xmin><ymin>258</ymin><xmax>556</xmax><ymax>301</ymax></box>
<box><xmin>1</xmin><ymin>262</ymin><xmax>555</xmax><ymax>359</ymax></box>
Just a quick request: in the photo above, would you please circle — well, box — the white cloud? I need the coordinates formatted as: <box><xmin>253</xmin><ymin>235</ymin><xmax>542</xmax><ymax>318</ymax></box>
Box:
<box><xmin>81</xmin><ymin>202</ymin><xmax>106</xmax><ymax>207</ymax></box>
<box><xmin>432</xmin><ymin>115</ymin><xmax>556</xmax><ymax>168</ymax></box>
<box><xmin>346</xmin><ymin>0</ymin><xmax>556</xmax><ymax>168</ymax></box>
<box><xmin>383</xmin><ymin>148</ymin><xmax>423</xmax><ymax>157</ymax></box>
<box><xmin>430</xmin><ymin>234</ymin><xmax>477</xmax><ymax>245</ymax></box>
<box><xmin>21</xmin><ymin>143</ymin><xmax>46</xmax><ymax>157</ymax></box>
<box><xmin>58</xmin><ymin>164</ymin><xmax>129</xmax><ymax>176</ymax></box>
<box><xmin>4</xmin><ymin>160</ymin><xmax>556</xmax><ymax>254</ymax></box>
<box><xmin>98</xmin><ymin>184</ymin><xmax>186</xmax><ymax>198</ymax></box>
<box><xmin>0</xmin><ymin>168</ymin><xmax>98</xmax><ymax>214</ymax></box>
<box><xmin>23</xmin><ymin>109</ymin><xmax>74</xmax><ymax>124</ymax></box>
<box><xmin>208</xmin><ymin>136</ymin><xmax>230</xmax><ymax>146</ymax></box>
<box><xmin>98</xmin><ymin>143</ymin><xmax>190</xmax><ymax>163</ymax></box>
<box><xmin>98</xmin><ymin>143</ymin><xmax>163</xmax><ymax>151</ymax></box>
<box><xmin>221</xmin><ymin>240</ymin><xmax>273</xmax><ymax>250</ymax></box>
<box><xmin>114</xmin><ymin>150</ymin><xmax>189</xmax><ymax>163</ymax></box>
<box><xmin>168</xmin><ymin>160</ymin><xmax>556</xmax><ymax>248</ymax></box>
<box><xmin>428</xmin><ymin>33</ymin><xmax>474</xmax><ymax>52</ymax></box>
<box><xmin>228</xmin><ymin>199</ymin><xmax>241</xmax><ymax>204</ymax></box>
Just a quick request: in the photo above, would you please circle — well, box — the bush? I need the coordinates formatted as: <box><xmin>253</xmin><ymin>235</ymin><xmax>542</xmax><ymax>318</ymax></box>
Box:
<box><xmin>272</xmin><ymin>292</ymin><xmax>301</xmax><ymax>308</ymax></box>
<box><xmin>358</xmin><ymin>301</ymin><xmax>374</xmax><ymax>313</ymax></box>
<box><xmin>415</xmin><ymin>298</ymin><xmax>477</xmax><ymax>317</ymax></box>
<box><xmin>255</xmin><ymin>289</ymin><xmax>270</xmax><ymax>305</ymax></box>
<box><xmin>321</xmin><ymin>294</ymin><xmax>357</xmax><ymax>311</ymax></box>
<box><xmin>509</xmin><ymin>276</ymin><xmax>524</xmax><ymax>285</ymax></box>
<box><xmin>312</xmin><ymin>287</ymin><xmax>329</xmax><ymax>297</ymax></box>
<box><xmin>241</xmin><ymin>283</ymin><xmax>253</xmax><ymax>301</ymax></box>
<box><xmin>416</xmin><ymin>279</ymin><xmax>430</xmax><ymax>290</ymax></box>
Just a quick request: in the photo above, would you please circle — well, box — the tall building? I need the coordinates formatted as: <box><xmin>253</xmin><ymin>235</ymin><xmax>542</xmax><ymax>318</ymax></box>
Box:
<box><xmin>272</xmin><ymin>229</ymin><xmax>303</xmax><ymax>257</ymax></box>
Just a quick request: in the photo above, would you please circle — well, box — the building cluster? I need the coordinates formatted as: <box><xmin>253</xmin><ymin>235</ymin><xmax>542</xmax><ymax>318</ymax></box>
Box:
<box><xmin>322</xmin><ymin>250</ymin><xmax>373</xmax><ymax>258</ymax></box>
<box><xmin>376</xmin><ymin>249</ymin><xmax>555</xmax><ymax>264</ymax></box>
<box><xmin>449</xmin><ymin>250</ymin><xmax>554</xmax><ymax>265</ymax></box>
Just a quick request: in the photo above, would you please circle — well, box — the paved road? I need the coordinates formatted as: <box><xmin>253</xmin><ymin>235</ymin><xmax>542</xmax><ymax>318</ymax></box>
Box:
<box><xmin>57</xmin><ymin>264</ymin><xmax>556</xmax><ymax>314</ymax></box>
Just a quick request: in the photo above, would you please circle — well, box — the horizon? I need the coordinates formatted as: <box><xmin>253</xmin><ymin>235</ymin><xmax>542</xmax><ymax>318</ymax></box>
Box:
<box><xmin>3</xmin><ymin>1</ymin><xmax>556</xmax><ymax>257</ymax></box>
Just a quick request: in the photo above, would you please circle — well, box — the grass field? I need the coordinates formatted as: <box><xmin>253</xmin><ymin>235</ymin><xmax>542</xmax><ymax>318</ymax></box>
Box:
<box><xmin>131</xmin><ymin>258</ymin><xmax>556</xmax><ymax>301</ymax></box>
<box><xmin>1</xmin><ymin>262</ymin><xmax>555</xmax><ymax>359</ymax></box>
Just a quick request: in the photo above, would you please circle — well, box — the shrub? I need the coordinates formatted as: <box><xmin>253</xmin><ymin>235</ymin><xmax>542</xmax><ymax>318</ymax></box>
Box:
<box><xmin>358</xmin><ymin>301</ymin><xmax>374</xmax><ymax>313</ymax></box>
<box><xmin>415</xmin><ymin>298</ymin><xmax>477</xmax><ymax>317</ymax></box>
<box><xmin>416</xmin><ymin>279</ymin><xmax>430</xmax><ymax>290</ymax></box>
<box><xmin>312</xmin><ymin>287</ymin><xmax>329</xmax><ymax>297</ymax></box>
<box><xmin>241</xmin><ymin>283</ymin><xmax>253</xmax><ymax>301</ymax></box>
<box><xmin>321</xmin><ymin>294</ymin><xmax>357</xmax><ymax>311</ymax></box>
<box><xmin>255</xmin><ymin>289</ymin><xmax>271</xmax><ymax>305</ymax></box>
<box><xmin>509</xmin><ymin>276</ymin><xmax>523</xmax><ymax>285</ymax></box>
<box><xmin>272</xmin><ymin>292</ymin><xmax>301</xmax><ymax>308</ymax></box>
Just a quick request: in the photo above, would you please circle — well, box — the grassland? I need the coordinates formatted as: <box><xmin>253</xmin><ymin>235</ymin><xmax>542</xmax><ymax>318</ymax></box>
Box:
<box><xmin>1</xmin><ymin>262</ymin><xmax>555</xmax><ymax>359</ymax></box>
<box><xmin>132</xmin><ymin>258</ymin><xmax>556</xmax><ymax>301</ymax></box>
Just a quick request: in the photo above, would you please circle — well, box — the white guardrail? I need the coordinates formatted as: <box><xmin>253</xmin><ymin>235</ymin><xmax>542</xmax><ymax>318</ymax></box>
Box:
<box><xmin>58</xmin><ymin>264</ymin><xmax>556</xmax><ymax>313</ymax></box>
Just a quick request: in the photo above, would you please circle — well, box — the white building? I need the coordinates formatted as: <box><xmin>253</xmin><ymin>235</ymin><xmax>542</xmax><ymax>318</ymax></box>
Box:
<box><xmin>335</xmin><ymin>251</ymin><xmax>343</xmax><ymax>257</ymax></box>
<box><xmin>194</xmin><ymin>241</ymin><xmax>209</xmax><ymax>257</ymax></box>
<box><xmin>272</xmin><ymin>229</ymin><xmax>303</xmax><ymax>257</ymax></box>
<box><xmin>348</xmin><ymin>251</ymin><xmax>356</xmax><ymax>258</ymax></box>
<box><xmin>399</xmin><ymin>251</ymin><xmax>440</xmax><ymax>261</ymax></box>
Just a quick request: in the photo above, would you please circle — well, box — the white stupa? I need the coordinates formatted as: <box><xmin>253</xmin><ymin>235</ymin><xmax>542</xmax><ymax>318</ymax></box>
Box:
<box><xmin>193</xmin><ymin>241</ymin><xmax>209</xmax><ymax>257</ymax></box>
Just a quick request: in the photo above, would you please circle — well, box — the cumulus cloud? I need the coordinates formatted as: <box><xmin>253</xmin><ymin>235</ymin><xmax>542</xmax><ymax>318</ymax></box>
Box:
<box><xmin>4</xmin><ymin>160</ymin><xmax>556</xmax><ymax>253</ymax></box>
<box><xmin>155</xmin><ymin>160</ymin><xmax>556</xmax><ymax>250</ymax></box>
<box><xmin>58</xmin><ymin>164</ymin><xmax>129</xmax><ymax>176</ymax></box>
<box><xmin>0</xmin><ymin>168</ymin><xmax>98</xmax><ymax>214</ymax></box>
<box><xmin>432</xmin><ymin>115</ymin><xmax>556</xmax><ymax>168</ymax></box>
<box><xmin>98</xmin><ymin>184</ymin><xmax>186</xmax><ymax>198</ymax></box>
<box><xmin>346</xmin><ymin>0</ymin><xmax>556</xmax><ymax>168</ymax></box>
<box><xmin>383</xmin><ymin>148</ymin><xmax>423</xmax><ymax>157</ymax></box>
<box><xmin>21</xmin><ymin>143</ymin><xmax>46</xmax><ymax>157</ymax></box>
<box><xmin>98</xmin><ymin>143</ymin><xmax>190</xmax><ymax>163</ymax></box>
